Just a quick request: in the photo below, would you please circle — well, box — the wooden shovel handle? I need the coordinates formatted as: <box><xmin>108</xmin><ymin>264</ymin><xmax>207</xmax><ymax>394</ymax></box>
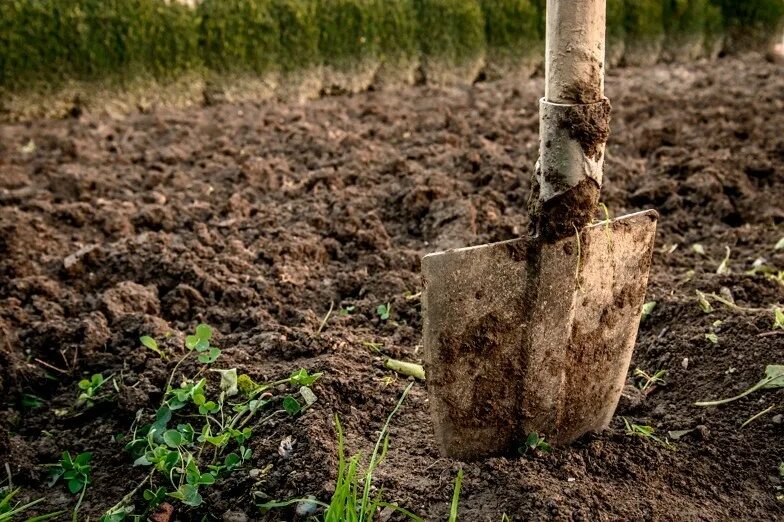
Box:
<box><xmin>545</xmin><ymin>0</ymin><xmax>606</xmax><ymax>104</ymax></box>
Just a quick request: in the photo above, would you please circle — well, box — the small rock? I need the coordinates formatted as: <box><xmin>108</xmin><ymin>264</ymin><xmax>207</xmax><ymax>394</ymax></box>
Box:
<box><xmin>63</xmin><ymin>244</ymin><xmax>98</xmax><ymax>271</ymax></box>
<box><xmin>222</xmin><ymin>511</ymin><xmax>248</xmax><ymax>522</ymax></box>
<box><xmin>772</xmin><ymin>414</ymin><xmax>783</xmax><ymax>425</ymax></box>
<box><xmin>719</xmin><ymin>287</ymin><xmax>734</xmax><ymax>304</ymax></box>
<box><xmin>296</xmin><ymin>497</ymin><xmax>319</xmax><ymax>517</ymax></box>
<box><xmin>696</xmin><ymin>425</ymin><xmax>710</xmax><ymax>440</ymax></box>
<box><xmin>681</xmin><ymin>357</ymin><xmax>689</xmax><ymax>370</ymax></box>
<box><xmin>278</xmin><ymin>435</ymin><xmax>295</xmax><ymax>458</ymax></box>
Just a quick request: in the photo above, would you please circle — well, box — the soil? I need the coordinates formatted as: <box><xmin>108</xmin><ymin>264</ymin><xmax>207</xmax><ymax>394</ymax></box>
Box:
<box><xmin>1</xmin><ymin>53</ymin><xmax>783</xmax><ymax>521</ymax></box>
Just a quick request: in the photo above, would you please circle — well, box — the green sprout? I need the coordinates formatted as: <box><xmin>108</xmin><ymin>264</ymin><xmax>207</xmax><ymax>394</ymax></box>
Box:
<box><xmin>773</xmin><ymin>308</ymin><xmax>784</xmax><ymax>330</ymax></box>
<box><xmin>449</xmin><ymin>468</ymin><xmax>463</xmax><ymax>522</ymax></box>
<box><xmin>339</xmin><ymin>305</ymin><xmax>356</xmax><ymax>316</ymax></box>
<box><xmin>696</xmin><ymin>290</ymin><xmax>713</xmax><ymax>313</ymax></box>
<box><xmin>520</xmin><ymin>432</ymin><xmax>552</xmax><ymax>455</ymax></box>
<box><xmin>140</xmin><ymin>335</ymin><xmax>165</xmax><ymax>359</ymax></box>
<box><xmin>634</xmin><ymin>368</ymin><xmax>666</xmax><ymax>392</ymax></box>
<box><xmin>641</xmin><ymin>301</ymin><xmax>657</xmax><ymax>322</ymax></box>
<box><xmin>705</xmin><ymin>332</ymin><xmax>719</xmax><ymax>344</ymax></box>
<box><xmin>76</xmin><ymin>373</ymin><xmax>109</xmax><ymax>407</ymax></box>
<box><xmin>376</xmin><ymin>303</ymin><xmax>391</xmax><ymax>321</ymax></box>
<box><xmin>716</xmin><ymin>246</ymin><xmax>731</xmax><ymax>275</ymax></box>
<box><xmin>100</xmin><ymin>325</ymin><xmax>322</xmax><ymax>518</ymax></box>
<box><xmin>622</xmin><ymin>418</ymin><xmax>674</xmax><ymax>450</ymax></box>
<box><xmin>48</xmin><ymin>451</ymin><xmax>92</xmax><ymax>522</ymax></box>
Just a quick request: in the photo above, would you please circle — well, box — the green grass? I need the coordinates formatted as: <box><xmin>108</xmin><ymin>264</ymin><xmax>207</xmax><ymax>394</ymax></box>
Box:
<box><xmin>259</xmin><ymin>382</ymin><xmax>430</xmax><ymax>521</ymax></box>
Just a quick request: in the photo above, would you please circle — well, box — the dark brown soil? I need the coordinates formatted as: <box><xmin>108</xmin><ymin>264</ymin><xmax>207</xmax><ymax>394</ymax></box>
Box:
<box><xmin>1</xmin><ymin>53</ymin><xmax>783</xmax><ymax>521</ymax></box>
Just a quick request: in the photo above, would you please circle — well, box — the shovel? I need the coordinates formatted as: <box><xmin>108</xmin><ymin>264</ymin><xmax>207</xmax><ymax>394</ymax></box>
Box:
<box><xmin>421</xmin><ymin>0</ymin><xmax>657</xmax><ymax>459</ymax></box>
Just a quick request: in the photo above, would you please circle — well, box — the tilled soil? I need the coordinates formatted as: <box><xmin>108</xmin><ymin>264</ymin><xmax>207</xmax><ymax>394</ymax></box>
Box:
<box><xmin>1</xmin><ymin>54</ymin><xmax>783</xmax><ymax>521</ymax></box>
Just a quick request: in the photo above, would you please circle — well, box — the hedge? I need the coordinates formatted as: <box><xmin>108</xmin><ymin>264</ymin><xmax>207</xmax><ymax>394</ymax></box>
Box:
<box><xmin>0</xmin><ymin>0</ymin><xmax>200</xmax><ymax>90</ymax></box>
<box><xmin>1</xmin><ymin>0</ymin><xmax>783</xmax><ymax>97</ymax></box>
<box><xmin>480</xmin><ymin>0</ymin><xmax>543</xmax><ymax>78</ymax></box>
<box><xmin>714</xmin><ymin>0</ymin><xmax>784</xmax><ymax>52</ymax></box>
<box><xmin>414</xmin><ymin>0</ymin><xmax>486</xmax><ymax>82</ymax></box>
<box><xmin>607</xmin><ymin>0</ymin><xmax>627</xmax><ymax>66</ymax></box>
<box><xmin>662</xmin><ymin>0</ymin><xmax>709</xmax><ymax>61</ymax></box>
<box><xmin>623</xmin><ymin>0</ymin><xmax>665</xmax><ymax>65</ymax></box>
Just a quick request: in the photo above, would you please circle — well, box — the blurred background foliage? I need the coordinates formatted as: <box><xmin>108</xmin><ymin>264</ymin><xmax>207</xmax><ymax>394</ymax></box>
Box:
<box><xmin>0</xmin><ymin>0</ymin><xmax>782</xmax><ymax>92</ymax></box>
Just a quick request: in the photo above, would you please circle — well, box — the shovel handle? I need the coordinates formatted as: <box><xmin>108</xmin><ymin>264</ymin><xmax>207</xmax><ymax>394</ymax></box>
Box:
<box><xmin>530</xmin><ymin>0</ymin><xmax>609</xmax><ymax>240</ymax></box>
<box><xmin>545</xmin><ymin>0</ymin><xmax>606</xmax><ymax>104</ymax></box>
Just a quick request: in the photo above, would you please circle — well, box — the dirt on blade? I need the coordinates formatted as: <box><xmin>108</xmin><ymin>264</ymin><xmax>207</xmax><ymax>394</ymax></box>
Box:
<box><xmin>1</xmin><ymin>53</ymin><xmax>783</xmax><ymax>520</ymax></box>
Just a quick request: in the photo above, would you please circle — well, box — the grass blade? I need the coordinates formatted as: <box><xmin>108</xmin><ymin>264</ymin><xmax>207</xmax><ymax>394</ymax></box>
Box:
<box><xmin>449</xmin><ymin>468</ymin><xmax>464</xmax><ymax>522</ymax></box>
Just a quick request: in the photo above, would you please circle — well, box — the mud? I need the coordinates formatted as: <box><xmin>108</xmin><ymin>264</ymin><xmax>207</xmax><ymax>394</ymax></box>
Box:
<box><xmin>1</xmin><ymin>53</ymin><xmax>783</xmax><ymax>520</ymax></box>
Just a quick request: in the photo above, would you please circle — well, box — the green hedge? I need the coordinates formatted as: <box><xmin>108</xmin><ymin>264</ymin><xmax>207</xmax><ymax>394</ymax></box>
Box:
<box><xmin>662</xmin><ymin>0</ymin><xmax>709</xmax><ymax>60</ymax></box>
<box><xmin>414</xmin><ymin>0</ymin><xmax>485</xmax><ymax>67</ymax></box>
<box><xmin>480</xmin><ymin>0</ymin><xmax>543</xmax><ymax>77</ymax></box>
<box><xmin>607</xmin><ymin>0</ymin><xmax>627</xmax><ymax>65</ymax></box>
<box><xmin>1</xmin><ymin>0</ymin><xmax>783</xmax><ymax>94</ymax></box>
<box><xmin>714</xmin><ymin>0</ymin><xmax>784</xmax><ymax>52</ymax></box>
<box><xmin>623</xmin><ymin>0</ymin><xmax>665</xmax><ymax>65</ymax></box>
<box><xmin>0</xmin><ymin>0</ymin><xmax>200</xmax><ymax>89</ymax></box>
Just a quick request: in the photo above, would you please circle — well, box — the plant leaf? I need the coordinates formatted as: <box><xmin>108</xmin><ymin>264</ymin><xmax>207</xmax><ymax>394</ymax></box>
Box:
<box><xmin>140</xmin><ymin>335</ymin><xmax>163</xmax><ymax>357</ymax></box>
<box><xmin>212</xmin><ymin>368</ymin><xmax>238</xmax><ymax>396</ymax></box>
<box><xmin>283</xmin><ymin>396</ymin><xmax>301</xmax><ymax>415</ymax></box>
<box><xmin>163</xmin><ymin>429</ymin><xmax>184</xmax><ymax>448</ymax></box>
<box><xmin>761</xmin><ymin>365</ymin><xmax>784</xmax><ymax>389</ymax></box>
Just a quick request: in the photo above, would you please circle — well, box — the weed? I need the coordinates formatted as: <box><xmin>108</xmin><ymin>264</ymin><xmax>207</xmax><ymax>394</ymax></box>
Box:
<box><xmin>622</xmin><ymin>418</ymin><xmax>674</xmax><ymax>450</ymax></box>
<box><xmin>641</xmin><ymin>301</ymin><xmax>657</xmax><ymax>322</ymax></box>
<box><xmin>696</xmin><ymin>290</ymin><xmax>713</xmax><ymax>313</ymax></box>
<box><xmin>140</xmin><ymin>335</ymin><xmax>165</xmax><ymax>359</ymax></box>
<box><xmin>376</xmin><ymin>303</ymin><xmax>391</xmax><ymax>321</ymax></box>
<box><xmin>259</xmin><ymin>383</ymin><xmax>424</xmax><ymax>521</ymax></box>
<box><xmin>48</xmin><ymin>451</ymin><xmax>92</xmax><ymax>522</ymax></box>
<box><xmin>773</xmin><ymin>308</ymin><xmax>784</xmax><ymax>330</ymax></box>
<box><xmin>101</xmin><ymin>324</ymin><xmax>321</xmax><ymax>519</ymax></box>
<box><xmin>0</xmin><ymin>487</ymin><xmax>63</xmax><ymax>521</ymax></box>
<box><xmin>634</xmin><ymin>368</ymin><xmax>666</xmax><ymax>392</ymax></box>
<box><xmin>520</xmin><ymin>432</ymin><xmax>552</xmax><ymax>455</ymax></box>
<box><xmin>449</xmin><ymin>468</ymin><xmax>463</xmax><ymax>522</ymax></box>
<box><xmin>339</xmin><ymin>305</ymin><xmax>356</xmax><ymax>316</ymax></box>
<box><xmin>691</xmin><ymin>243</ymin><xmax>706</xmax><ymax>256</ymax></box>
<box><xmin>696</xmin><ymin>364</ymin><xmax>784</xmax><ymax>406</ymax></box>
<box><xmin>716</xmin><ymin>246</ymin><xmax>731</xmax><ymax>274</ymax></box>
<box><xmin>705</xmin><ymin>332</ymin><xmax>719</xmax><ymax>344</ymax></box>
<box><xmin>76</xmin><ymin>373</ymin><xmax>110</xmax><ymax>407</ymax></box>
